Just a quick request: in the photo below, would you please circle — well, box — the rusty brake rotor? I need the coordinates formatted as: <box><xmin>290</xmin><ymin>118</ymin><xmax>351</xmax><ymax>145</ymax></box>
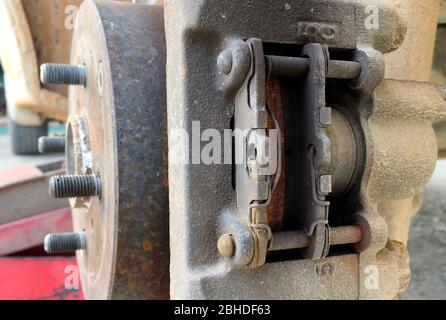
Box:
<box><xmin>67</xmin><ymin>0</ymin><xmax>169</xmax><ymax>299</ymax></box>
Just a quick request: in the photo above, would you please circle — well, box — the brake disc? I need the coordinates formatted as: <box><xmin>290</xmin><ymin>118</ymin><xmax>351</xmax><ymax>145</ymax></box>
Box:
<box><xmin>67</xmin><ymin>0</ymin><xmax>168</xmax><ymax>299</ymax></box>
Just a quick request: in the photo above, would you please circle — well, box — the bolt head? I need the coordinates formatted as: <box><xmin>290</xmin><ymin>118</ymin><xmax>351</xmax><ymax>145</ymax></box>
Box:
<box><xmin>217</xmin><ymin>49</ymin><xmax>233</xmax><ymax>75</ymax></box>
<box><xmin>217</xmin><ymin>233</ymin><xmax>236</xmax><ymax>257</ymax></box>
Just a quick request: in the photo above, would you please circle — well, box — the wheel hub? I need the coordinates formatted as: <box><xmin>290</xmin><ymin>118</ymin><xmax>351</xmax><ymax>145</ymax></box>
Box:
<box><xmin>63</xmin><ymin>0</ymin><xmax>169</xmax><ymax>299</ymax></box>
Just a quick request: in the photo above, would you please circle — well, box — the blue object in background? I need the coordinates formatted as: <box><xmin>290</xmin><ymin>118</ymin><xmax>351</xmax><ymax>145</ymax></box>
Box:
<box><xmin>0</xmin><ymin>123</ymin><xmax>65</xmax><ymax>136</ymax></box>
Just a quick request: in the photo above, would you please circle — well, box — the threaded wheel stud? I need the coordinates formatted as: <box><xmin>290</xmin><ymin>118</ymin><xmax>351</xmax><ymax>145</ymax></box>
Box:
<box><xmin>44</xmin><ymin>232</ymin><xmax>87</xmax><ymax>254</ymax></box>
<box><xmin>49</xmin><ymin>175</ymin><xmax>102</xmax><ymax>198</ymax></box>
<box><xmin>40</xmin><ymin>63</ymin><xmax>87</xmax><ymax>86</ymax></box>
<box><xmin>38</xmin><ymin>136</ymin><xmax>66</xmax><ymax>154</ymax></box>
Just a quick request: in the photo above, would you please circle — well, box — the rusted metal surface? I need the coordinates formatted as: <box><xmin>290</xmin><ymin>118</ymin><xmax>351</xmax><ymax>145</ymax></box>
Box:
<box><xmin>69</xmin><ymin>0</ymin><xmax>168</xmax><ymax>299</ymax></box>
<box><xmin>0</xmin><ymin>161</ymin><xmax>68</xmax><ymax>225</ymax></box>
<box><xmin>266</xmin><ymin>78</ymin><xmax>285</xmax><ymax>231</ymax></box>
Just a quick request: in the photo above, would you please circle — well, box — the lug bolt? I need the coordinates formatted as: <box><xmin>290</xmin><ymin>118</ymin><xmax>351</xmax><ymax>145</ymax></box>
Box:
<box><xmin>49</xmin><ymin>175</ymin><xmax>102</xmax><ymax>199</ymax></box>
<box><xmin>44</xmin><ymin>232</ymin><xmax>87</xmax><ymax>254</ymax></box>
<box><xmin>38</xmin><ymin>136</ymin><xmax>66</xmax><ymax>154</ymax></box>
<box><xmin>40</xmin><ymin>63</ymin><xmax>87</xmax><ymax>86</ymax></box>
<box><xmin>217</xmin><ymin>233</ymin><xmax>236</xmax><ymax>257</ymax></box>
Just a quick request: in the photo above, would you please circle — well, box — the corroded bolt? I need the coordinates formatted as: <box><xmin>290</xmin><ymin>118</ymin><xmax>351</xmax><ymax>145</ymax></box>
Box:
<box><xmin>217</xmin><ymin>233</ymin><xmax>236</xmax><ymax>257</ymax></box>
<box><xmin>44</xmin><ymin>232</ymin><xmax>87</xmax><ymax>254</ymax></box>
<box><xmin>49</xmin><ymin>175</ymin><xmax>102</xmax><ymax>198</ymax></box>
<box><xmin>40</xmin><ymin>63</ymin><xmax>87</xmax><ymax>86</ymax></box>
<box><xmin>38</xmin><ymin>136</ymin><xmax>66</xmax><ymax>154</ymax></box>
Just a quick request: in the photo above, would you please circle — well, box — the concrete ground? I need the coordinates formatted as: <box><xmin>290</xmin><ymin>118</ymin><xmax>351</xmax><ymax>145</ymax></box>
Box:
<box><xmin>401</xmin><ymin>160</ymin><xmax>446</xmax><ymax>300</ymax></box>
<box><xmin>0</xmin><ymin>117</ymin><xmax>445</xmax><ymax>299</ymax></box>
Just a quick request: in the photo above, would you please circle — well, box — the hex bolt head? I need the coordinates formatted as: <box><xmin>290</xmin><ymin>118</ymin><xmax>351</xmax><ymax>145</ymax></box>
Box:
<box><xmin>40</xmin><ymin>63</ymin><xmax>87</xmax><ymax>86</ymax></box>
<box><xmin>49</xmin><ymin>175</ymin><xmax>102</xmax><ymax>199</ymax></box>
<box><xmin>44</xmin><ymin>232</ymin><xmax>87</xmax><ymax>254</ymax></box>
<box><xmin>217</xmin><ymin>49</ymin><xmax>233</xmax><ymax>75</ymax></box>
<box><xmin>217</xmin><ymin>233</ymin><xmax>236</xmax><ymax>257</ymax></box>
<box><xmin>38</xmin><ymin>136</ymin><xmax>66</xmax><ymax>154</ymax></box>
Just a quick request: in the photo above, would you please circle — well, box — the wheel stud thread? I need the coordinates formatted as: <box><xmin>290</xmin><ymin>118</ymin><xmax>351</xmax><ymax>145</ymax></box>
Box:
<box><xmin>40</xmin><ymin>63</ymin><xmax>87</xmax><ymax>86</ymax></box>
<box><xmin>38</xmin><ymin>136</ymin><xmax>66</xmax><ymax>154</ymax></box>
<box><xmin>49</xmin><ymin>175</ymin><xmax>101</xmax><ymax>198</ymax></box>
<box><xmin>44</xmin><ymin>232</ymin><xmax>87</xmax><ymax>254</ymax></box>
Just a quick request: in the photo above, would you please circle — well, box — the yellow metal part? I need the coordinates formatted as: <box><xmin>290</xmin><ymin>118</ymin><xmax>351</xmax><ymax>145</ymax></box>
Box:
<box><xmin>377</xmin><ymin>0</ymin><xmax>441</xmax><ymax>248</ymax></box>
<box><xmin>376</xmin><ymin>1</ymin><xmax>443</xmax><ymax>299</ymax></box>
<box><xmin>383</xmin><ymin>0</ymin><xmax>440</xmax><ymax>82</ymax></box>
<box><xmin>21</xmin><ymin>0</ymin><xmax>82</xmax><ymax>99</ymax></box>
<box><xmin>0</xmin><ymin>0</ymin><xmax>70</xmax><ymax>123</ymax></box>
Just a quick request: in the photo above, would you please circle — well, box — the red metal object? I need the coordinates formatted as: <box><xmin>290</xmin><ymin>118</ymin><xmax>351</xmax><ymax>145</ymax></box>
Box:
<box><xmin>0</xmin><ymin>163</ymin><xmax>43</xmax><ymax>186</ymax></box>
<box><xmin>0</xmin><ymin>161</ymin><xmax>82</xmax><ymax>300</ymax></box>
<box><xmin>0</xmin><ymin>208</ymin><xmax>73</xmax><ymax>256</ymax></box>
<box><xmin>0</xmin><ymin>258</ymin><xmax>84</xmax><ymax>300</ymax></box>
